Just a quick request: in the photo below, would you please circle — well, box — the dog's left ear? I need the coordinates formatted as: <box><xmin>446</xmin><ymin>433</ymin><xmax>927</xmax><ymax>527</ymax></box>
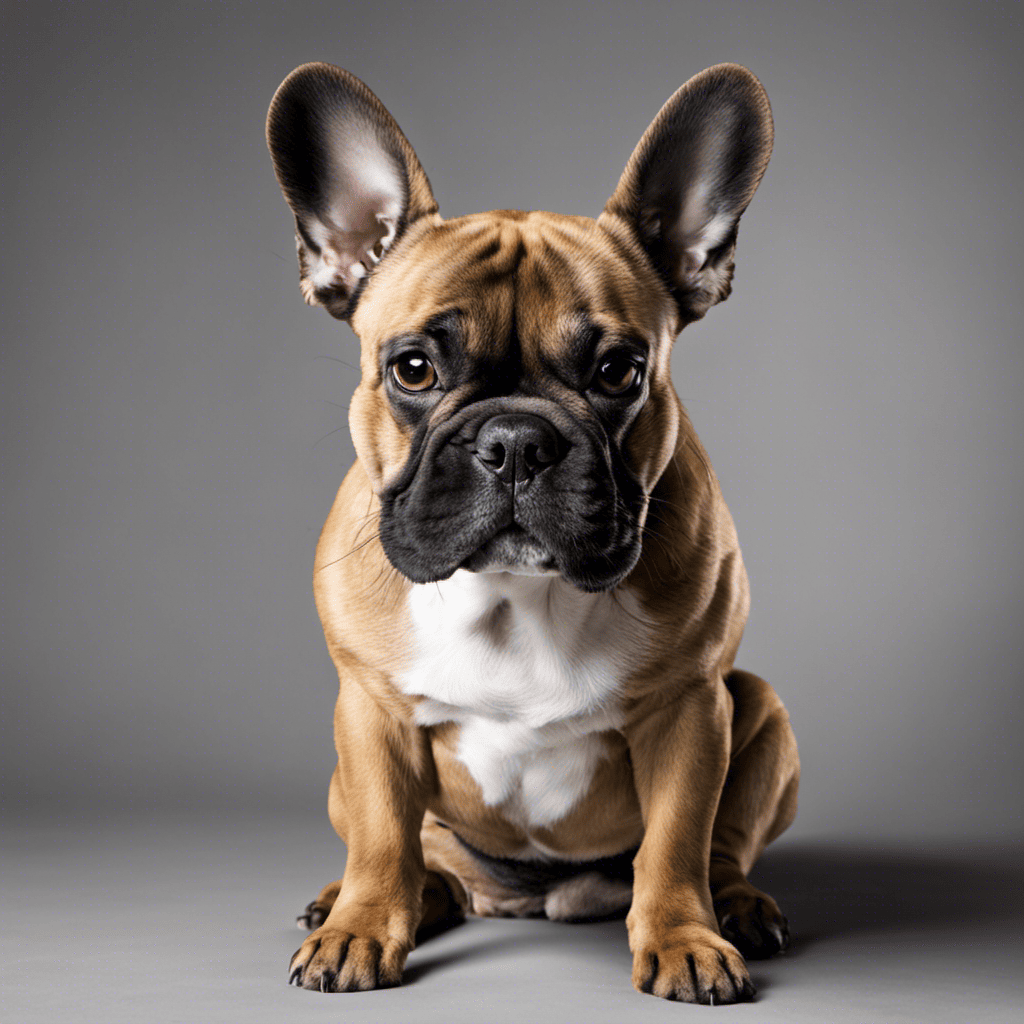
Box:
<box><xmin>267</xmin><ymin>63</ymin><xmax>439</xmax><ymax>320</ymax></box>
<box><xmin>600</xmin><ymin>64</ymin><xmax>773</xmax><ymax>326</ymax></box>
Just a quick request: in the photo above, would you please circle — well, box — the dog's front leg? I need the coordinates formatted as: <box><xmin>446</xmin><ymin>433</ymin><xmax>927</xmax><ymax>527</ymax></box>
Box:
<box><xmin>625</xmin><ymin>678</ymin><xmax>755</xmax><ymax>1004</ymax></box>
<box><xmin>289</xmin><ymin>671</ymin><xmax>431</xmax><ymax>992</ymax></box>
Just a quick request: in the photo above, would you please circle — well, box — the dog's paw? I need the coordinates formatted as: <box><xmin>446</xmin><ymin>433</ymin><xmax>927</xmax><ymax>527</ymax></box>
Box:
<box><xmin>716</xmin><ymin>890</ymin><xmax>789</xmax><ymax>960</ymax></box>
<box><xmin>296</xmin><ymin>899</ymin><xmax>331</xmax><ymax>931</ymax></box>
<box><xmin>632</xmin><ymin>924</ymin><xmax>755</xmax><ymax>1004</ymax></box>
<box><xmin>288</xmin><ymin>925</ymin><xmax>409</xmax><ymax>992</ymax></box>
<box><xmin>296</xmin><ymin>880</ymin><xmax>341</xmax><ymax>930</ymax></box>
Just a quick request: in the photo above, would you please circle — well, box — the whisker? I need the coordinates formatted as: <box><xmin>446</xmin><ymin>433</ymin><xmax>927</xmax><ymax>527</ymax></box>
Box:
<box><xmin>610</xmin><ymin>588</ymin><xmax>652</xmax><ymax>627</ymax></box>
<box><xmin>315</xmin><ymin>522</ymin><xmax>383</xmax><ymax>573</ymax></box>
<box><xmin>313</xmin><ymin>353</ymin><xmax>361</xmax><ymax>373</ymax></box>
<box><xmin>685</xmin><ymin>438</ymin><xmax>713</xmax><ymax>488</ymax></box>
<box><xmin>311</xmin><ymin>426</ymin><xmax>348</xmax><ymax>450</ymax></box>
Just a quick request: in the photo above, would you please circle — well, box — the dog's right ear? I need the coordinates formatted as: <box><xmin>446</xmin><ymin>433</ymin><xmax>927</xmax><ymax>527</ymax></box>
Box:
<box><xmin>267</xmin><ymin>63</ymin><xmax>438</xmax><ymax>320</ymax></box>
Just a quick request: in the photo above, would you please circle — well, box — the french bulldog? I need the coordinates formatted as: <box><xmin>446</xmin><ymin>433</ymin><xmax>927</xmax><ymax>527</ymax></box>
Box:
<box><xmin>267</xmin><ymin>60</ymin><xmax>799</xmax><ymax>1004</ymax></box>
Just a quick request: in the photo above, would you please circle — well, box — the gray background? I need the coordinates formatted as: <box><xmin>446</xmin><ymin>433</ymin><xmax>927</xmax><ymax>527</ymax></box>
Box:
<box><xmin>3</xmin><ymin>1</ymin><xmax>1022</xmax><ymax>1022</ymax></box>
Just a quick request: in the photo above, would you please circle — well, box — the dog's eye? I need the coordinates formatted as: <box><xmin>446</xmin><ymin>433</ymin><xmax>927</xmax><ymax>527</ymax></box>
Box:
<box><xmin>392</xmin><ymin>352</ymin><xmax>437</xmax><ymax>392</ymax></box>
<box><xmin>593</xmin><ymin>354</ymin><xmax>643</xmax><ymax>396</ymax></box>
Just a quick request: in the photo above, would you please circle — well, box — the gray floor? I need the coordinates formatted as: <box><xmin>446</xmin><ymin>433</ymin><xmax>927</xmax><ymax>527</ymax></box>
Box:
<box><xmin>3</xmin><ymin>811</ymin><xmax>1021</xmax><ymax>1024</ymax></box>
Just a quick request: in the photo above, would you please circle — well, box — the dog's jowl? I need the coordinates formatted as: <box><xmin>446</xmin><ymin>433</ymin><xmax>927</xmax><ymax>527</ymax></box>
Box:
<box><xmin>268</xmin><ymin>61</ymin><xmax>799</xmax><ymax>1004</ymax></box>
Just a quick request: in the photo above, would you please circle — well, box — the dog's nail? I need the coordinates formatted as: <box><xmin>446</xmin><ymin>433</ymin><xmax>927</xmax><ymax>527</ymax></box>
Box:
<box><xmin>770</xmin><ymin>917</ymin><xmax>791</xmax><ymax>952</ymax></box>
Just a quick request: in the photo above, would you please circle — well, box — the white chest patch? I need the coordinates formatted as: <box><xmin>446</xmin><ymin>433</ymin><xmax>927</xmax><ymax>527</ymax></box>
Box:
<box><xmin>398</xmin><ymin>571</ymin><xmax>650</xmax><ymax>828</ymax></box>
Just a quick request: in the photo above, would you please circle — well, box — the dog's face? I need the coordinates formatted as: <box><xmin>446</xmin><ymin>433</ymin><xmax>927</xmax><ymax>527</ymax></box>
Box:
<box><xmin>268</xmin><ymin>64</ymin><xmax>772</xmax><ymax>590</ymax></box>
<box><xmin>350</xmin><ymin>211</ymin><xmax>679</xmax><ymax>591</ymax></box>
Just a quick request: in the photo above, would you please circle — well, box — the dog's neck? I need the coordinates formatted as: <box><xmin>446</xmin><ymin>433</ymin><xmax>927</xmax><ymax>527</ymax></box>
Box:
<box><xmin>428</xmin><ymin>569</ymin><xmax>613</xmax><ymax>635</ymax></box>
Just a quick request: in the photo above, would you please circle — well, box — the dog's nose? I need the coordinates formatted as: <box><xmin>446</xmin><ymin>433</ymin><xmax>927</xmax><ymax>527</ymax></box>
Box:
<box><xmin>473</xmin><ymin>414</ymin><xmax>565</xmax><ymax>484</ymax></box>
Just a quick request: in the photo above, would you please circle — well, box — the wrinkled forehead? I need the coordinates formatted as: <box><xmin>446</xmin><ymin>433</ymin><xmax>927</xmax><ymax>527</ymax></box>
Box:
<box><xmin>351</xmin><ymin>211</ymin><xmax>675</xmax><ymax>365</ymax></box>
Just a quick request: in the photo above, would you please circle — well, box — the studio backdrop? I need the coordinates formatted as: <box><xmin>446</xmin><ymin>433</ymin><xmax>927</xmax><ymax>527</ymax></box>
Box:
<box><xmin>3</xmin><ymin>0</ymin><xmax>1021</xmax><ymax>844</ymax></box>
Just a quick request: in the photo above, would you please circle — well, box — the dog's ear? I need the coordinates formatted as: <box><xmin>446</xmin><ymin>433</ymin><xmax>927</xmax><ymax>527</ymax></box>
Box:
<box><xmin>267</xmin><ymin>63</ymin><xmax>438</xmax><ymax>320</ymax></box>
<box><xmin>600</xmin><ymin>64</ymin><xmax>773</xmax><ymax>325</ymax></box>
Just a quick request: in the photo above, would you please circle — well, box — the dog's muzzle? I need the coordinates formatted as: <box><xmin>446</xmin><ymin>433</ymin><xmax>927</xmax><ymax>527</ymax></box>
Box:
<box><xmin>378</xmin><ymin>396</ymin><xmax>645</xmax><ymax>591</ymax></box>
<box><xmin>461</xmin><ymin>413</ymin><xmax>566</xmax><ymax>573</ymax></box>
<box><xmin>470</xmin><ymin>413</ymin><xmax>567</xmax><ymax>484</ymax></box>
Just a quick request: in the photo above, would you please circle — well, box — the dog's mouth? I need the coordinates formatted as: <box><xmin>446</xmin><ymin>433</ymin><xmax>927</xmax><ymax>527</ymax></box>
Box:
<box><xmin>459</xmin><ymin>525</ymin><xmax>559</xmax><ymax>576</ymax></box>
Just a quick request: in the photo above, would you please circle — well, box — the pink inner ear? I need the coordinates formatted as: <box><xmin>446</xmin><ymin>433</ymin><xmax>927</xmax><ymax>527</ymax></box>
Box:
<box><xmin>666</xmin><ymin>127</ymin><xmax>739</xmax><ymax>283</ymax></box>
<box><xmin>303</xmin><ymin>138</ymin><xmax>404</xmax><ymax>294</ymax></box>
<box><xmin>671</xmin><ymin>202</ymin><xmax>736</xmax><ymax>283</ymax></box>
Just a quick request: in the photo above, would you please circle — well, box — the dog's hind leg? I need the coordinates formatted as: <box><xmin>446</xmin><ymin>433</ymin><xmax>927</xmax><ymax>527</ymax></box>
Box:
<box><xmin>417</xmin><ymin>816</ymin><xmax>474</xmax><ymax>931</ymax></box>
<box><xmin>709</xmin><ymin>669</ymin><xmax>799</xmax><ymax>959</ymax></box>
<box><xmin>296</xmin><ymin>879</ymin><xmax>341</xmax><ymax>930</ymax></box>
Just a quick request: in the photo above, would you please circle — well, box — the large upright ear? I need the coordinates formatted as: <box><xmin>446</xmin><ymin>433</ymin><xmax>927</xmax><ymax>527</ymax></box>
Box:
<box><xmin>266</xmin><ymin>63</ymin><xmax>438</xmax><ymax>320</ymax></box>
<box><xmin>600</xmin><ymin>64</ymin><xmax>773</xmax><ymax>326</ymax></box>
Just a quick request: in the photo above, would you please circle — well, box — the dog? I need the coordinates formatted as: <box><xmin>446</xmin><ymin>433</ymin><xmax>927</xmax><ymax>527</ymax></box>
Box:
<box><xmin>267</xmin><ymin>60</ymin><xmax>799</xmax><ymax>1004</ymax></box>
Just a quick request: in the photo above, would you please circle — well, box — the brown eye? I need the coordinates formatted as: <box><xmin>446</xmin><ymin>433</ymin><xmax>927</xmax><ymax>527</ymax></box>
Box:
<box><xmin>593</xmin><ymin>353</ymin><xmax>643</xmax><ymax>396</ymax></box>
<box><xmin>392</xmin><ymin>352</ymin><xmax>437</xmax><ymax>392</ymax></box>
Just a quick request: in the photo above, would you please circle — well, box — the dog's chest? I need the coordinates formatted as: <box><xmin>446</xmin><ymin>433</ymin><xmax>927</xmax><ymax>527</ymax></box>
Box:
<box><xmin>397</xmin><ymin>572</ymin><xmax>646</xmax><ymax>828</ymax></box>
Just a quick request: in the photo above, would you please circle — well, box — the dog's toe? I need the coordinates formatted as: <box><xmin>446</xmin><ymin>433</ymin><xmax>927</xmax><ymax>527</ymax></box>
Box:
<box><xmin>718</xmin><ymin>894</ymin><xmax>789</xmax><ymax>960</ymax></box>
<box><xmin>631</xmin><ymin>924</ymin><xmax>755</xmax><ymax>1003</ymax></box>
<box><xmin>289</xmin><ymin>926</ymin><xmax>407</xmax><ymax>992</ymax></box>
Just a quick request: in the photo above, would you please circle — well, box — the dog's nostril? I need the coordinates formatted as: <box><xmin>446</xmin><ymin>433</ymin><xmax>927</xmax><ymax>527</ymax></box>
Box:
<box><xmin>479</xmin><ymin>442</ymin><xmax>506</xmax><ymax>469</ymax></box>
<box><xmin>524</xmin><ymin>442</ymin><xmax>555</xmax><ymax>469</ymax></box>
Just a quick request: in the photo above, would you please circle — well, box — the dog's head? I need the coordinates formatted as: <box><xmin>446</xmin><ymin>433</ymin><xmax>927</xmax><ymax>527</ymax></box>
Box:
<box><xmin>267</xmin><ymin>63</ymin><xmax>772</xmax><ymax>591</ymax></box>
